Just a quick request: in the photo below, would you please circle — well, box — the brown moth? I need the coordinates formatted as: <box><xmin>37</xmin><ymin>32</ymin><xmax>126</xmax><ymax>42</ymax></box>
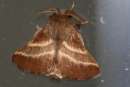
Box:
<box><xmin>12</xmin><ymin>1</ymin><xmax>100</xmax><ymax>80</ymax></box>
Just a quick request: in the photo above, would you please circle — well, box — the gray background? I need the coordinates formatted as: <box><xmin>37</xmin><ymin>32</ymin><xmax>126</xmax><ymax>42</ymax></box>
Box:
<box><xmin>0</xmin><ymin>0</ymin><xmax>129</xmax><ymax>87</ymax></box>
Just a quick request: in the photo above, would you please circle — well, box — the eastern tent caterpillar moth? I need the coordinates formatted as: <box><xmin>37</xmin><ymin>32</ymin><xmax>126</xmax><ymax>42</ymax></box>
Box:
<box><xmin>12</xmin><ymin>1</ymin><xmax>100</xmax><ymax>80</ymax></box>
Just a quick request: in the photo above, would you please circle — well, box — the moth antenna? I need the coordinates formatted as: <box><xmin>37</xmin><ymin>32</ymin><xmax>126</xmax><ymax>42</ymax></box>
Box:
<box><xmin>70</xmin><ymin>0</ymin><xmax>76</xmax><ymax>10</ymax></box>
<box><xmin>38</xmin><ymin>8</ymin><xmax>60</xmax><ymax>15</ymax></box>
<box><xmin>69</xmin><ymin>11</ymin><xmax>88</xmax><ymax>25</ymax></box>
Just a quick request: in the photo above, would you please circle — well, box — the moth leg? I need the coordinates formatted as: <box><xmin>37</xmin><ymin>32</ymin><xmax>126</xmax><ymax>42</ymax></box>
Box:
<box><xmin>70</xmin><ymin>0</ymin><xmax>75</xmax><ymax>10</ymax></box>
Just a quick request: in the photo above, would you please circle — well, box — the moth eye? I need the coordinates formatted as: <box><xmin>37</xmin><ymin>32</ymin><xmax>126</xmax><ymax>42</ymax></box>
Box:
<box><xmin>68</xmin><ymin>15</ymin><xmax>72</xmax><ymax>18</ymax></box>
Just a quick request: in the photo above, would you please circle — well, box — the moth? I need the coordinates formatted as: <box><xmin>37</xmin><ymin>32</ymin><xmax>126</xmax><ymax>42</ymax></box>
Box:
<box><xmin>12</xmin><ymin>1</ymin><xmax>100</xmax><ymax>80</ymax></box>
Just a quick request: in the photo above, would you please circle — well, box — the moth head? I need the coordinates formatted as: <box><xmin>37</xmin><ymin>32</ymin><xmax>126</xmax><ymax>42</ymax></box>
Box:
<box><xmin>39</xmin><ymin>0</ymin><xmax>88</xmax><ymax>25</ymax></box>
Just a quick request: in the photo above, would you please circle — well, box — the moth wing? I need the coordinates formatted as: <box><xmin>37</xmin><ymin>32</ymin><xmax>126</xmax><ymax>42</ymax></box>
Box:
<box><xmin>57</xmin><ymin>28</ymin><xmax>100</xmax><ymax>80</ymax></box>
<box><xmin>12</xmin><ymin>25</ymin><xmax>55</xmax><ymax>74</ymax></box>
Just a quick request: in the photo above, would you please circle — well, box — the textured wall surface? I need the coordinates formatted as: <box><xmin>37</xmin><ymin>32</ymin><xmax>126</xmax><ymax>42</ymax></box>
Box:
<box><xmin>0</xmin><ymin>0</ymin><xmax>129</xmax><ymax>87</ymax></box>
